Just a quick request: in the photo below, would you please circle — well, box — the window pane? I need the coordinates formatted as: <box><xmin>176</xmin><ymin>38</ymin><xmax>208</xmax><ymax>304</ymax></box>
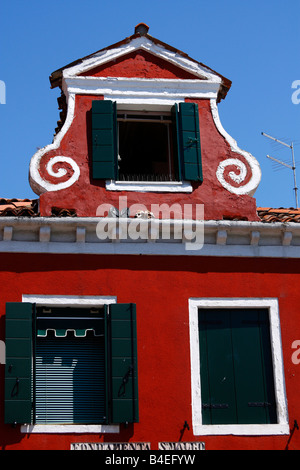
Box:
<box><xmin>118</xmin><ymin>119</ymin><xmax>177</xmax><ymax>181</ymax></box>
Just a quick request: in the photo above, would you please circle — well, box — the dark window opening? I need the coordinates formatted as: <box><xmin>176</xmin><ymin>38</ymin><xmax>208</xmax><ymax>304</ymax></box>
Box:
<box><xmin>117</xmin><ymin>113</ymin><xmax>178</xmax><ymax>182</ymax></box>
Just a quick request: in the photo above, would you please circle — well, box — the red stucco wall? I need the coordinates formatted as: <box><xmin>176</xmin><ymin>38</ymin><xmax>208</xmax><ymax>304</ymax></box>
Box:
<box><xmin>79</xmin><ymin>50</ymin><xmax>199</xmax><ymax>80</ymax></box>
<box><xmin>0</xmin><ymin>253</ymin><xmax>299</xmax><ymax>450</ymax></box>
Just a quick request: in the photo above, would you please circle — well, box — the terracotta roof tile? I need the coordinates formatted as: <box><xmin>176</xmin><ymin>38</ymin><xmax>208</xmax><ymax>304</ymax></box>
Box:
<box><xmin>51</xmin><ymin>207</ymin><xmax>77</xmax><ymax>217</ymax></box>
<box><xmin>257</xmin><ymin>207</ymin><xmax>300</xmax><ymax>223</ymax></box>
<box><xmin>1</xmin><ymin>199</ymin><xmax>299</xmax><ymax>223</ymax></box>
<box><xmin>0</xmin><ymin>199</ymin><xmax>39</xmax><ymax>217</ymax></box>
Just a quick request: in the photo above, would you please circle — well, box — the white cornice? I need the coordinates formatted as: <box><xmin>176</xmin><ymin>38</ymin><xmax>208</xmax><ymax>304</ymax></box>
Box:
<box><xmin>63</xmin><ymin>76</ymin><xmax>220</xmax><ymax>104</ymax></box>
<box><xmin>0</xmin><ymin>217</ymin><xmax>299</xmax><ymax>258</ymax></box>
<box><xmin>62</xmin><ymin>36</ymin><xmax>221</xmax><ymax>83</ymax></box>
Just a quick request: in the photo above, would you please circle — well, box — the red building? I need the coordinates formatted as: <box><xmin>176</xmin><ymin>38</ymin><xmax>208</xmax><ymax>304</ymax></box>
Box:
<box><xmin>0</xmin><ymin>24</ymin><xmax>299</xmax><ymax>450</ymax></box>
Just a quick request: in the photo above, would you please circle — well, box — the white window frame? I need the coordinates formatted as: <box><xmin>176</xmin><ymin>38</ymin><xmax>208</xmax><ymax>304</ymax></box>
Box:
<box><xmin>188</xmin><ymin>298</ymin><xmax>289</xmax><ymax>436</ymax></box>
<box><xmin>21</xmin><ymin>294</ymin><xmax>119</xmax><ymax>434</ymax></box>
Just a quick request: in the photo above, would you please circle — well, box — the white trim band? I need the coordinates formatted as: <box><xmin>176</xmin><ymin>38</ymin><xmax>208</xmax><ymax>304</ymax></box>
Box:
<box><xmin>1</xmin><ymin>218</ymin><xmax>300</xmax><ymax>257</ymax></box>
<box><xmin>20</xmin><ymin>424</ymin><xmax>119</xmax><ymax>434</ymax></box>
<box><xmin>105</xmin><ymin>180</ymin><xmax>193</xmax><ymax>193</ymax></box>
<box><xmin>63</xmin><ymin>76</ymin><xmax>220</xmax><ymax>104</ymax></box>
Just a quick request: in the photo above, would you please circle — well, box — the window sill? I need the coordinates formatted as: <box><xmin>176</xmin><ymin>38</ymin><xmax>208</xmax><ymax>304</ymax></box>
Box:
<box><xmin>193</xmin><ymin>423</ymin><xmax>290</xmax><ymax>436</ymax></box>
<box><xmin>20</xmin><ymin>424</ymin><xmax>120</xmax><ymax>434</ymax></box>
<box><xmin>106</xmin><ymin>180</ymin><xmax>193</xmax><ymax>193</ymax></box>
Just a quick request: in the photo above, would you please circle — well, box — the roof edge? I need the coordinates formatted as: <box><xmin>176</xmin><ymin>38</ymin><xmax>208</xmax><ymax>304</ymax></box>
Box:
<box><xmin>49</xmin><ymin>27</ymin><xmax>231</xmax><ymax>102</ymax></box>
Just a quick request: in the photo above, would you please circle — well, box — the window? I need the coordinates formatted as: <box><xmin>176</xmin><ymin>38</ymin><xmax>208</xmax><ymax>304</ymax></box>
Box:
<box><xmin>117</xmin><ymin>112</ymin><xmax>177</xmax><ymax>182</ymax></box>
<box><xmin>4</xmin><ymin>301</ymin><xmax>138</xmax><ymax>429</ymax></box>
<box><xmin>91</xmin><ymin>100</ymin><xmax>202</xmax><ymax>184</ymax></box>
<box><xmin>189</xmin><ymin>299</ymin><xmax>289</xmax><ymax>436</ymax></box>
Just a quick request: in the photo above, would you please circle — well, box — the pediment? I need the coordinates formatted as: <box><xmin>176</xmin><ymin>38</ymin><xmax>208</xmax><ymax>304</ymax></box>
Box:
<box><xmin>78</xmin><ymin>49</ymin><xmax>200</xmax><ymax>80</ymax></box>
<box><xmin>50</xmin><ymin>28</ymin><xmax>231</xmax><ymax>102</ymax></box>
<box><xmin>60</xmin><ymin>36</ymin><xmax>224</xmax><ymax>85</ymax></box>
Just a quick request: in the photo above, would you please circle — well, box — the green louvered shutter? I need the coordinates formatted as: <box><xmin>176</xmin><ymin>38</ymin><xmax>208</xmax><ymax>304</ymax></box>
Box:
<box><xmin>199</xmin><ymin>309</ymin><xmax>277</xmax><ymax>425</ymax></box>
<box><xmin>35</xmin><ymin>335</ymin><xmax>106</xmax><ymax>424</ymax></box>
<box><xmin>92</xmin><ymin>100</ymin><xmax>117</xmax><ymax>179</ymax></box>
<box><xmin>5</xmin><ymin>302</ymin><xmax>34</xmax><ymax>424</ymax></box>
<box><xmin>108</xmin><ymin>303</ymin><xmax>138</xmax><ymax>424</ymax></box>
<box><xmin>177</xmin><ymin>102</ymin><xmax>202</xmax><ymax>182</ymax></box>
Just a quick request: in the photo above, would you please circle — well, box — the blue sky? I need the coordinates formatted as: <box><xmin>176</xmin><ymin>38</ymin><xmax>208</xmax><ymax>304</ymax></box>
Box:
<box><xmin>0</xmin><ymin>0</ymin><xmax>299</xmax><ymax>208</ymax></box>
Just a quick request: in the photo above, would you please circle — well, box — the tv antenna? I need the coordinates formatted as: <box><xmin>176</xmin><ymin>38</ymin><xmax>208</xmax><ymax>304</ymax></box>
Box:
<box><xmin>262</xmin><ymin>132</ymin><xmax>298</xmax><ymax>209</ymax></box>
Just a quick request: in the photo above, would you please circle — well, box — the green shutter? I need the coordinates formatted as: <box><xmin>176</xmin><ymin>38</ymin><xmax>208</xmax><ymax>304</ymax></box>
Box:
<box><xmin>5</xmin><ymin>302</ymin><xmax>34</xmax><ymax>424</ymax></box>
<box><xmin>231</xmin><ymin>309</ymin><xmax>277</xmax><ymax>424</ymax></box>
<box><xmin>108</xmin><ymin>303</ymin><xmax>138</xmax><ymax>424</ymax></box>
<box><xmin>199</xmin><ymin>310</ymin><xmax>237</xmax><ymax>425</ymax></box>
<box><xmin>199</xmin><ymin>308</ymin><xmax>277</xmax><ymax>425</ymax></box>
<box><xmin>177</xmin><ymin>102</ymin><xmax>202</xmax><ymax>182</ymax></box>
<box><xmin>92</xmin><ymin>100</ymin><xmax>117</xmax><ymax>179</ymax></box>
<box><xmin>171</xmin><ymin>104</ymin><xmax>182</xmax><ymax>181</ymax></box>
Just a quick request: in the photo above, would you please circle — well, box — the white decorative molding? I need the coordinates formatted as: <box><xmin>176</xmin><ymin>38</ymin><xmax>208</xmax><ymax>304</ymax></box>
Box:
<box><xmin>216</xmin><ymin>229</ymin><xmax>227</xmax><ymax>245</ymax></box>
<box><xmin>39</xmin><ymin>226</ymin><xmax>51</xmax><ymax>242</ymax></box>
<box><xmin>3</xmin><ymin>226</ymin><xmax>13</xmax><ymax>241</ymax></box>
<box><xmin>29</xmin><ymin>94</ymin><xmax>80</xmax><ymax>195</ymax></box>
<box><xmin>76</xmin><ymin>226</ymin><xmax>86</xmax><ymax>243</ymax></box>
<box><xmin>63</xmin><ymin>76</ymin><xmax>220</xmax><ymax>105</ymax></box>
<box><xmin>20</xmin><ymin>424</ymin><xmax>119</xmax><ymax>434</ymax></box>
<box><xmin>106</xmin><ymin>180</ymin><xmax>193</xmax><ymax>193</ymax></box>
<box><xmin>189</xmin><ymin>298</ymin><xmax>289</xmax><ymax>436</ymax></box>
<box><xmin>211</xmin><ymin>99</ymin><xmax>262</xmax><ymax>196</ymax></box>
<box><xmin>22</xmin><ymin>294</ymin><xmax>117</xmax><ymax>307</ymax></box>
<box><xmin>250</xmin><ymin>231</ymin><xmax>260</xmax><ymax>246</ymax></box>
<box><xmin>0</xmin><ymin>218</ymin><xmax>300</xmax><ymax>258</ymax></box>
<box><xmin>282</xmin><ymin>231</ymin><xmax>293</xmax><ymax>246</ymax></box>
<box><xmin>63</xmin><ymin>36</ymin><xmax>222</xmax><ymax>84</ymax></box>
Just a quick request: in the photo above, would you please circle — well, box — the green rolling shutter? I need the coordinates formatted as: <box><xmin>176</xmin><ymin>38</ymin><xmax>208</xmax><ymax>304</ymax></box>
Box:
<box><xmin>92</xmin><ymin>100</ymin><xmax>117</xmax><ymax>179</ymax></box>
<box><xmin>108</xmin><ymin>303</ymin><xmax>138</xmax><ymax>424</ymax></box>
<box><xmin>5</xmin><ymin>302</ymin><xmax>34</xmax><ymax>425</ymax></box>
<box><xmin>177</xmin><ymin>102</ymin><xmax>202</xmax><ymax>182</ymax></box>
<box><xmin>199</xmin><ymin>308</ymin><xmax>277</xmax><ymax>425</ymax></box>
<box><xmin>35</xmin><ymin>335</ymin><xmax>106</xmax><ymax>424</ymax></box>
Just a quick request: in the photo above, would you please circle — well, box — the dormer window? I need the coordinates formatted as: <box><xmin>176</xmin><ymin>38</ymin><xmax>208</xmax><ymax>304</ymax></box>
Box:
<box><xmin>91</xmin><ymin>100</ymin><xmax>203</xmax><ymax>189</ymax></box>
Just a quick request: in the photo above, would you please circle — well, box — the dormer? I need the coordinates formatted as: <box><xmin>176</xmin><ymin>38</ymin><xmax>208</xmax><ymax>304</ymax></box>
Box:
<box><xmin>29</xmin><ymin>24</ymin><xmax>261</xmax><ymax>220</ymax></box>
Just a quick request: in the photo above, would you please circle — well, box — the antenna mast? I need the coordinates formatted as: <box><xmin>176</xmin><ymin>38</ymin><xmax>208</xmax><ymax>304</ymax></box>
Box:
<box><xmin>262</xmin><ymin>132</ymin><xmax>299</xmax><ymax>208</ymax></box>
